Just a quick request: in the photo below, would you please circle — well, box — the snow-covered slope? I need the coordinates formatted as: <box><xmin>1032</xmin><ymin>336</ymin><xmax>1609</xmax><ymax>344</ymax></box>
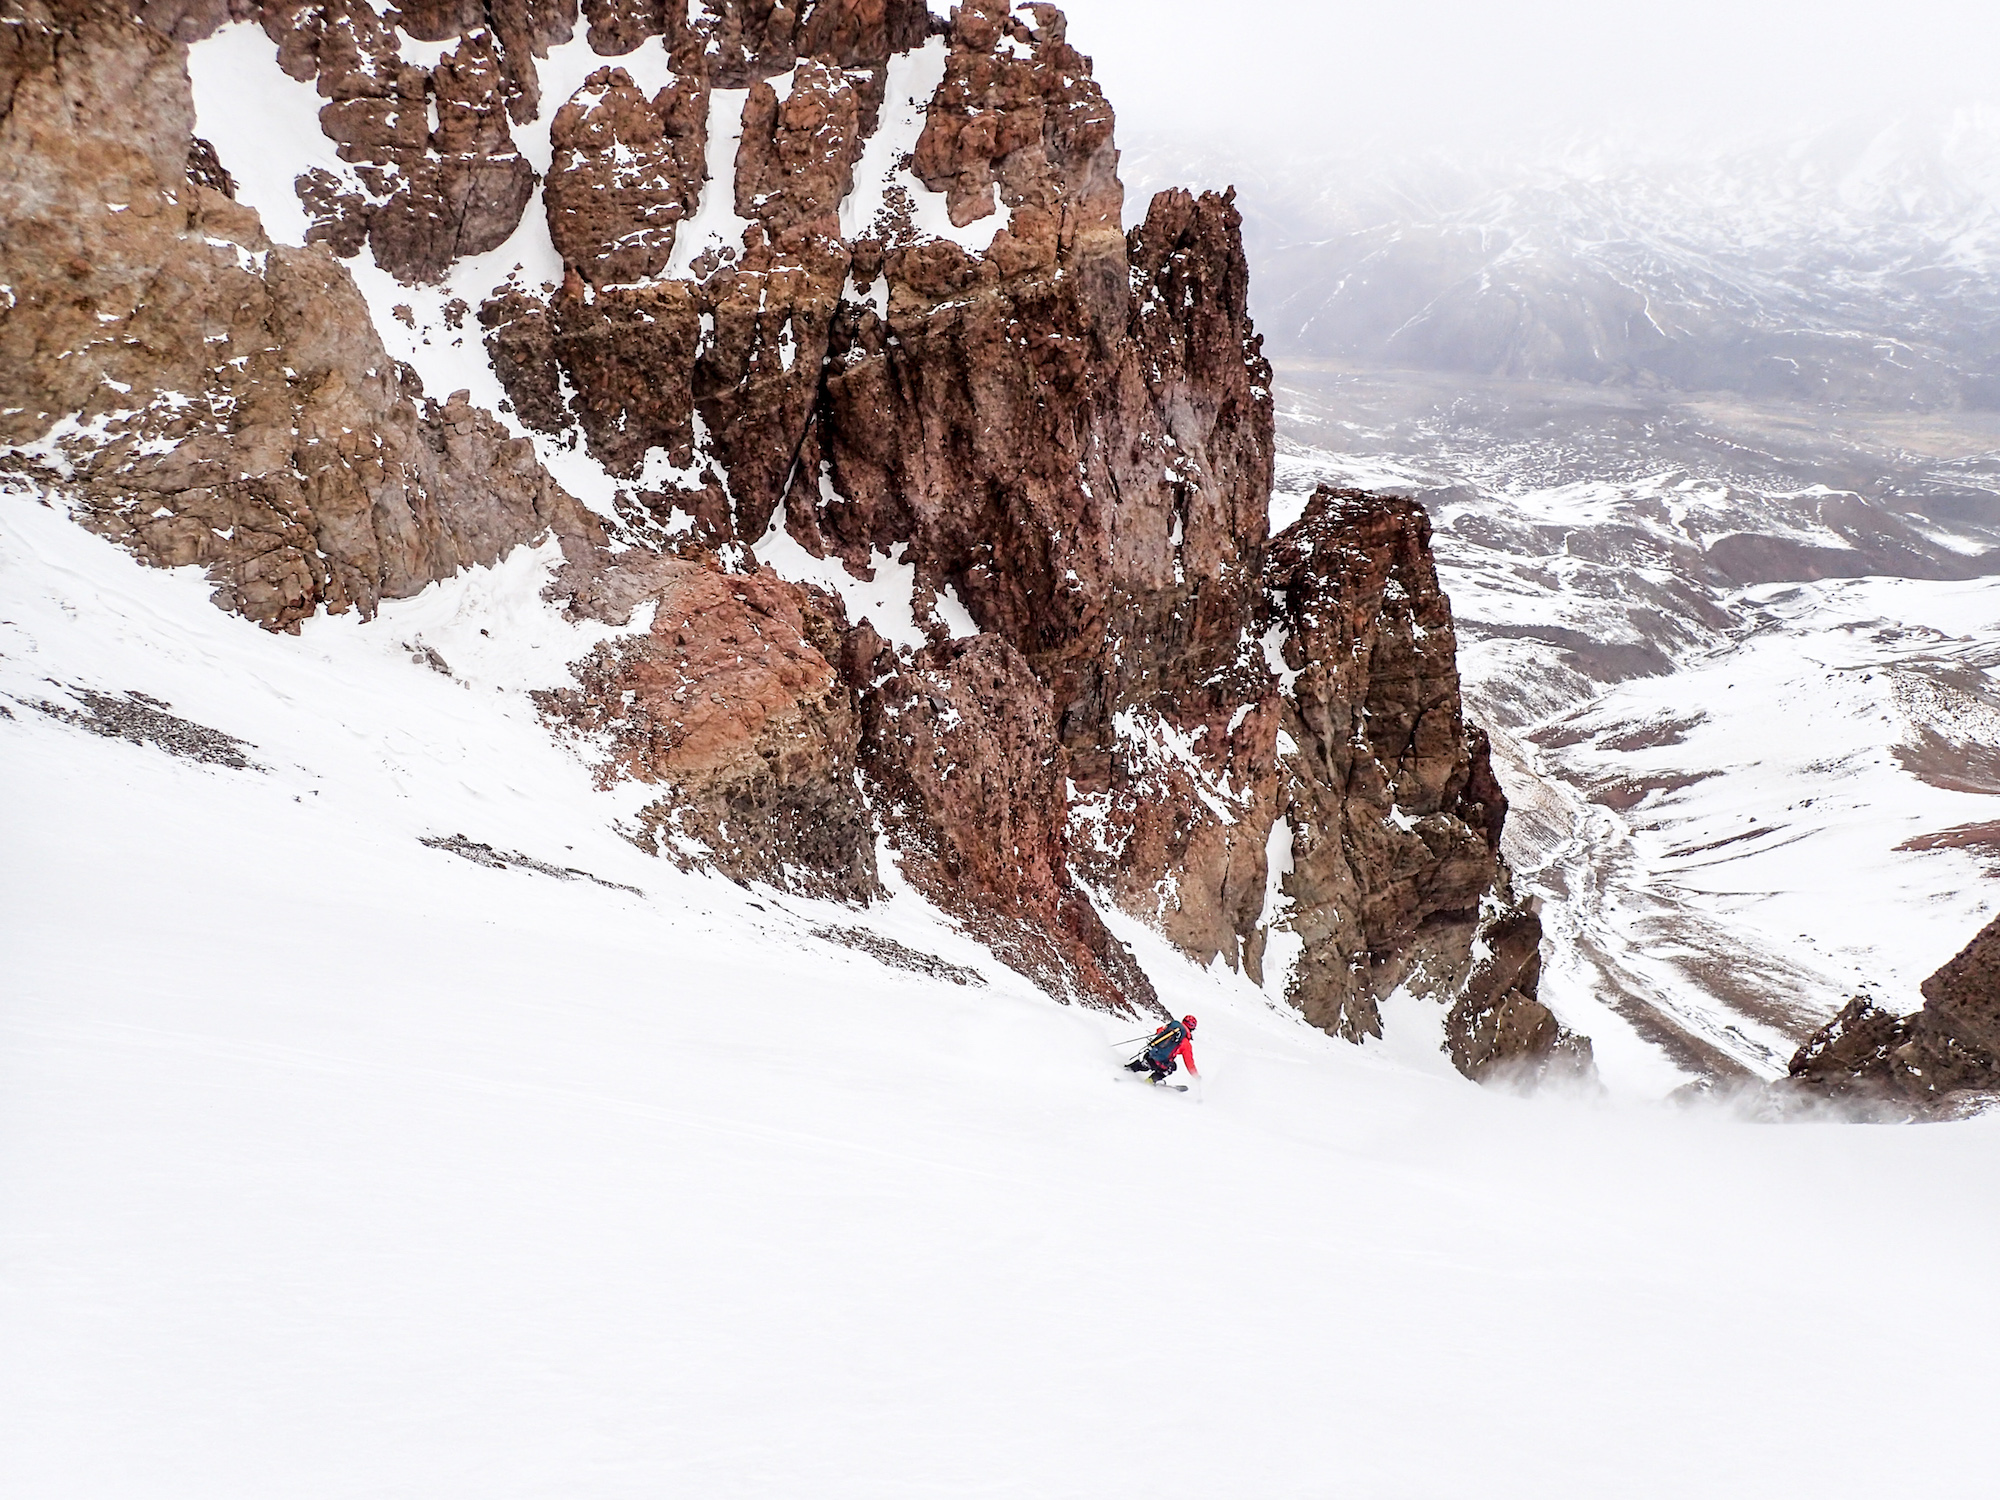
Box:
<box><xmin>6</xmin><ymin>487</ymin><xmax>2000</xmax><ymax>1497</ymax></box>
<box><xmin>1509</xmin><ymin>572</ymin><xmax>2000</xmax><ymax>1083</ymax></box>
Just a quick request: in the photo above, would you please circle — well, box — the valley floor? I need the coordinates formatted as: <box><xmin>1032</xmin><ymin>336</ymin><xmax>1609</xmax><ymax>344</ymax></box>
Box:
<box><xmin>4</xmin><ymin>496</ymin><xmax>1998</xmax><ymax>1497</ymax></box>
<box><xmin>1273</xmin><ymin>371</ymin><xmax>2000</xmax><ymax>1089</ymax></box>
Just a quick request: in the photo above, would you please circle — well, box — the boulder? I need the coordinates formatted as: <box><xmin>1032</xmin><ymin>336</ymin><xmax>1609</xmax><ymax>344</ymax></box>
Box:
<box><xmin>1784</xmin><ymin>912</ymin><xmax>2000</xmax><ymax>1115</ymax></box>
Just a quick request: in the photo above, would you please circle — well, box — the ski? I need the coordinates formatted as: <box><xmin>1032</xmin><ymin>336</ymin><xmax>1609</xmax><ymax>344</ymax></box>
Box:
<box><xmin>1116</xmin><ymin>1071</ymin><xmax>1188</xmax><ymax>1092</ymax></box>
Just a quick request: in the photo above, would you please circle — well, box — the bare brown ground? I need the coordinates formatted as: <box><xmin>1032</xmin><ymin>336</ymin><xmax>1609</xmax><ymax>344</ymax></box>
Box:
<box><xmin>1896</xmin><ymin>820</ymin><xmax>2000</xmax><ymax>873</ymax></box>
<box><xmin>1894</xmin><ymin>731</ymin><xmax>2000</xmax><ymax>797</ymax></box>
<box><xmin>1589</xmin><ymin>771</ymin><xmax>1719</xmax><ymax>812</ymax></box>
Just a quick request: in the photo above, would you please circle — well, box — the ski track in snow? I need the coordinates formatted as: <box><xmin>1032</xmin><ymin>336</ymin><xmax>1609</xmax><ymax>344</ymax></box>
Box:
<box><xmin>5</xmin><ymin>487</ymin><xmax>2000</xmax><ymax>1499</ymax></box>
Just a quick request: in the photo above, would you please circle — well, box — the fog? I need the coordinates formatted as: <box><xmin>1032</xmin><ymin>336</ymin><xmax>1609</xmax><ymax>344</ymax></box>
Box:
<box><xmin>1051</xmin><ymin>0</ymin><xmax>2000</xmax><ymax>157</ymax></box>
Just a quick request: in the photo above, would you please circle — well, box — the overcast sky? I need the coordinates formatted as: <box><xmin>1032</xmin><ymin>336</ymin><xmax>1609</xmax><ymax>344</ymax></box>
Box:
<box><xmin>1048</xmin><ymin>0</ymin><xmax>2000</xmax><ymax>156</ymax></box>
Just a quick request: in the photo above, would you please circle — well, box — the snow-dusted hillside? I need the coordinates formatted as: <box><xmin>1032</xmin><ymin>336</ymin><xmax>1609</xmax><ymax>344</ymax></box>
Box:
<box><xmin>1272</xmin><ymin>372</ymin><xmax>2000</xmax><ymax>1089</ymax></box>
<box><xmin>6</xmin><ymin>485</ymin><xmax>2000</xmax><ymax>1498</ymax></box>
<box><xmin>1126</xmin><ymin>108</ymin><xmax>2000</xmax><ymax>406</ymax></box>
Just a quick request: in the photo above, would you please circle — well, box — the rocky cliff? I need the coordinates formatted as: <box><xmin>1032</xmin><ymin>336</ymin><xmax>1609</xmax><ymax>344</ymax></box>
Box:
<box><xmin>0</xmin><ymin>0</ymin><xmax>602</xmax><ymax>629</ymax></box>
<box><xmin>0</xmin><ymin>0</ymin><xmax>1590</xmax><ymax>1081</ymax></box>
<box><xmin>1783</xmin><ymin>911</ymin><xmax>2000</xmax><ymax>1118</ymax></box>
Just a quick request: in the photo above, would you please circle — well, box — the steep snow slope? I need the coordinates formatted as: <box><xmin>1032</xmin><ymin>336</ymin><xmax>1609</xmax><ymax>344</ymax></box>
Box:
<box><xmin>6</xmin><ymin>492</ymin><xmax>2000</xmax><ymax>1497</ymax></box>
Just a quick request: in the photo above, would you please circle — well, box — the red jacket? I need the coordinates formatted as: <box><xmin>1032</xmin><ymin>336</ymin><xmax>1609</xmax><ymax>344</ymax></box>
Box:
<box><xmin>1149</xmin><ymin>1024</ymin><xmax>1198</xmax><ymax>1078</ymax></box>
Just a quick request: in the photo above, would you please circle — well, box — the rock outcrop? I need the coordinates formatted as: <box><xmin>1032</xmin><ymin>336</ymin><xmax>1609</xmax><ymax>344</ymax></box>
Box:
<box><xmin>544</xmin><ymin>60</ymin><xmax>707</xmax><ymax>284</ymax></box>
<box><xmin>2</xmin><ymin>0</ymin><xmax>1591</xmax><ymax>1077</ymax></box>
<box><xmin>0</xmin><ymin>1</ymin><xmax>596</xmax><ymax>630</ymax></box>
<box><xmin>539</xmin><ymin>552</ymin><xmax>878</xmax><ymax>901</ymax></box>
<box><xmin>267</xmin><ymin>0</ymin><xmax>553</xmax><ymax>281</ymax></box>
<box><xmin>1783</xmin><ymin>912</ymin><xmax>2000</xmax><ymax>1116</ymax></box>
<box><xmin>1261</xmin><ymin>490</ymin><xmax>1507</xmax><ymax>1040</ymax></box>
<box><xmin>848</xmin><ymin>625</ymin><xmax>1158</xmax><ymax>1011</ymax></box>
<box><xmin>1444</xmin><ymin>886</ymin><xmax>1594</xmax><ymax>1086</ymax></box>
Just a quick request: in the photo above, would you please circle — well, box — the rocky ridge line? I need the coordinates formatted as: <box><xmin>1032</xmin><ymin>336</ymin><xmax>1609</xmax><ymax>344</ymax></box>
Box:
<box><xmin>0</xmin><ymin>0</ymin><xmax>1593</xmax><ymax>1082</ymax></box>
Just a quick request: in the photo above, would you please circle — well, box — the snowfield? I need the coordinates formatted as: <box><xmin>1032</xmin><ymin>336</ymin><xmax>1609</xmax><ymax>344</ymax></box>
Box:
<box><xmin>4</xmin><ymin>494</ymin><xmax>2000</xmax><ymax>1498</ymax></box>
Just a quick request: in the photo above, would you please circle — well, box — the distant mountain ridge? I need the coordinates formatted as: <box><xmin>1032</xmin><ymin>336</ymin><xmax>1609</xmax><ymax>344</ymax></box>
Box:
<box><xmin>1124</xmin><ymin>109</ymin><xmax>2000</xmax><ymax>408</ymax></box>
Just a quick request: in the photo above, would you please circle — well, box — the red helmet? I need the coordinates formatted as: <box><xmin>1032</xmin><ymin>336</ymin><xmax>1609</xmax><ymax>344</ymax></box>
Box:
<box><xmin>1182</xmin><ymin>1015</ymin><xmax>1198</xmax><ymax>1031</ymax></box>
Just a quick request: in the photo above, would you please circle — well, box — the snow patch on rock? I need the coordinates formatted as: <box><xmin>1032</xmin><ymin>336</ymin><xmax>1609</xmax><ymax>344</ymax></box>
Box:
<box><xmin>839</xmin><ymin>36</ymin><xmax>1009</xmax><ymax>254</ymax></box>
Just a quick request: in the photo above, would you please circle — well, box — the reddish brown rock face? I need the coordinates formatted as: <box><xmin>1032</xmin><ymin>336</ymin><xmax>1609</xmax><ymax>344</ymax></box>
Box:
<box><xmin>546</xmin><ymin>62</ymin><xmax>707</xmax><ymax>285</ymax></box>
<box><xmin>696</xmin><ymin>0</ymin><xmax>933</xmax><ymax>88</ymax></box>
<box><xmin>1263</xmin><ymin>490</ymin><xmax>1505</xmax><ymax>1039</ymax></box>
<box><xmin>1443</xmin><ymin>886</ymin><xmax>1593</xmax><ymax>1086</ymax></box>
<box><xmin>483</xmin><ymin>274</ymin><xmax>707</xmax><ymax>481</ymax></box>
<box><xmin>5</xmin><ymin>1</ymin><xmax>1590</xmax><ymax>1068</ymax></box>
<box><xmin>1919</xmin><ymin>915</ymin><xmax>2000</xmax><ymax>1068</ymax></box>
<box><xmin>735</xmin><ymin>58</ymin><xmax>860</xmax><ymax>238</ymax></box>
<box><xmin>0</xmin><ymin>7</ymin><xmax>595</xmax><ymax>631</ymax></box>
<box><xmin>540</xmin><ymin>556</ymin><xmax>878</xmax><ymax>900</ymax></box>
<box><xmin>580</xmin><ymin>0</ymin><xmax>677</xmax><ymax>57</ymax></box>
<box><xmin>848</xmin><ymin>628</ymin><xmax>1157</xmax><ymax>1010</ymax></box>
<box><xmin>263</xmin><ymin>0</ymin><xmax>543</xmax><ymax>282</ymax></box>
<box><xmin>913</xmin><ymin>0</ymin><xmax>1117</xmax><ymax>259</ymax></box>
<box><xmin>387</xmin><ymin>0</ymin><xmax>576</xmax><ymax>122</ymax></box>
<box><xmin>794</xmin><ymin>0</ymin><xmax>933</xmax><ymax>69</ymax></box>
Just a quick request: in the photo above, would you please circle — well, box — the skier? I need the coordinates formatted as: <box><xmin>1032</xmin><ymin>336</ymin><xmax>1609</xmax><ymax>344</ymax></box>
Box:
<box><xmin>1126</xmin><ymin>1015</ymin><xmax>1199</xmax><ymax>1085</ymax></box>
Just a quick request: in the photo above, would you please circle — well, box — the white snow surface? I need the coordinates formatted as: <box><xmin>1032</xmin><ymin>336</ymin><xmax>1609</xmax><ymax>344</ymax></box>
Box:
<box><xmin>187</xmin><ymin>23</ymin><xmax>351</xmax><ymax>250</ymax></box>
<box><xmin>6</xmin><ymin>491</ymin><xmax>2000</xmax><ymax>1498</ymax></box>
<box><xmin>755</xmin><ymin>494</ymin><xmax>981</xmax><ymax>652</ymax></box>
<box><xmin>664</xmin><ymin>85</ymin><xmax>757</xmax><ymax>281</ymax></box>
